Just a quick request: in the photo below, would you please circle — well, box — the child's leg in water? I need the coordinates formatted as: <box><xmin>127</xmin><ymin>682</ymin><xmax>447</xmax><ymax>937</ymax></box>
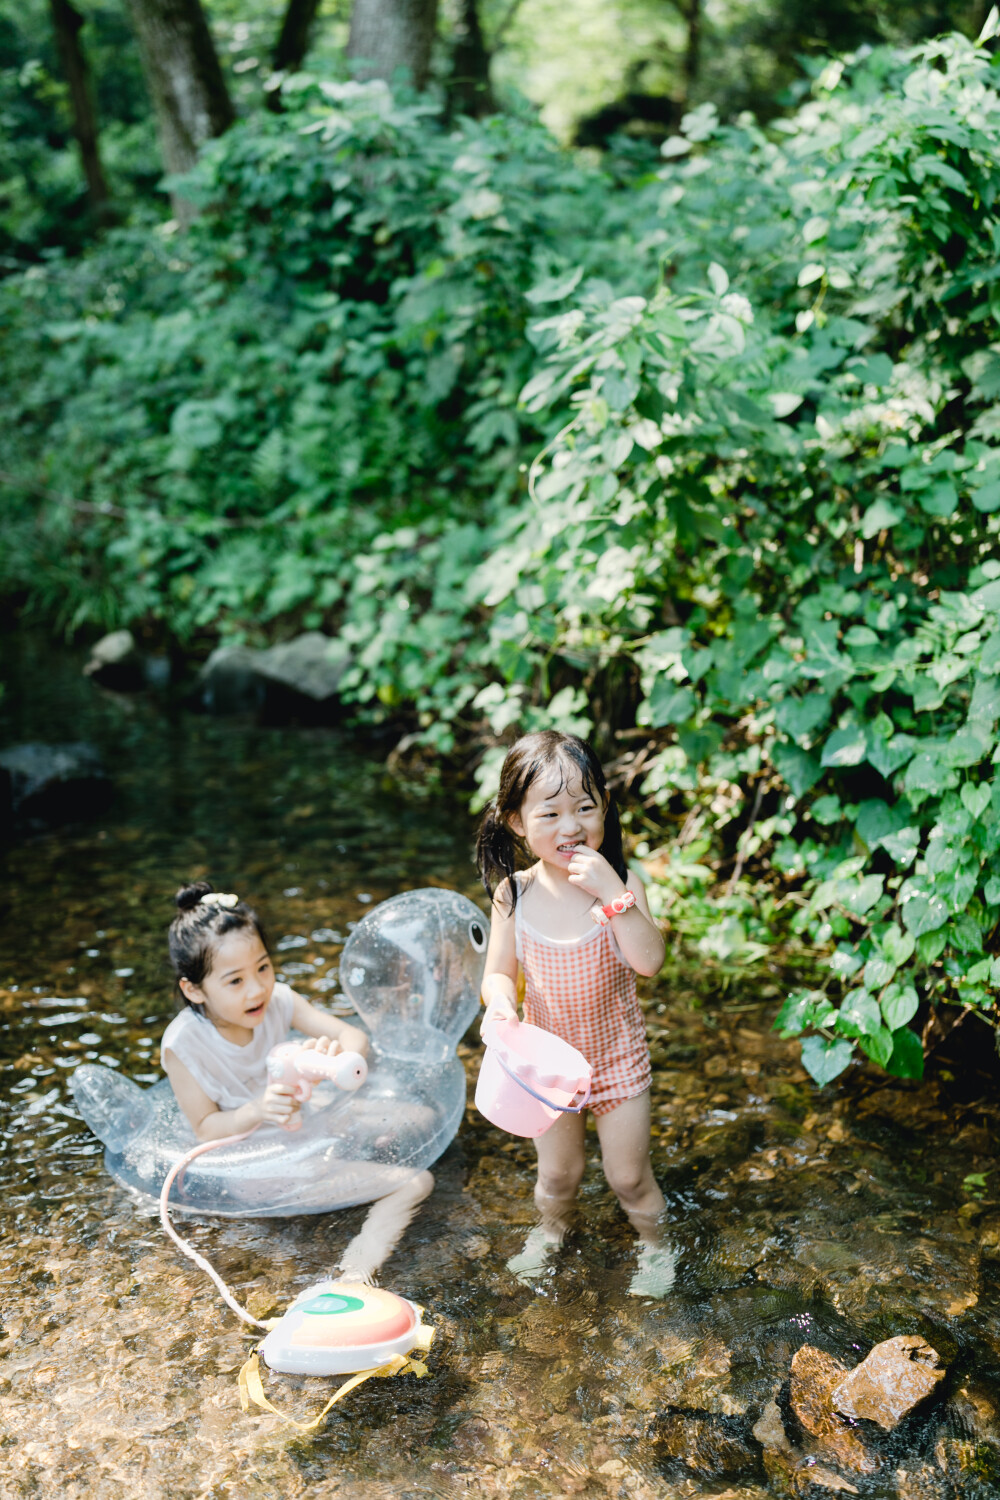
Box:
<box><xmin>594</xmin><ymin>1092</ymin><xmax>676</xmax><ymax>1297</ymax></box>
<box><xmin>337</xmin><ymin>1169</ymin><xmax>434</xmax><ymax>1285</ymax></box>
<box><xmin>507</xmin><ymin>1110</ymin><xmax>585</xmax><ymax>1281</ymax></box>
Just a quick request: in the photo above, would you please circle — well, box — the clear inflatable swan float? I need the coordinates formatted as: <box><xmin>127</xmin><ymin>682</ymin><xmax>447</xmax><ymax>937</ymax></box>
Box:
<box><xmin>71</xmin><ymin>889</ymin><xmax>488</xmax><ymax>1217</ymax></box>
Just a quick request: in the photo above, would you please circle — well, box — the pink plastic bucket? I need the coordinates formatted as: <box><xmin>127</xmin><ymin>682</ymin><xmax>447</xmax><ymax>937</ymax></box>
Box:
<box><xmin>475</xmin><ymin>1019</ymin><xmax>592</xmax><ymax>1138</ymax></box>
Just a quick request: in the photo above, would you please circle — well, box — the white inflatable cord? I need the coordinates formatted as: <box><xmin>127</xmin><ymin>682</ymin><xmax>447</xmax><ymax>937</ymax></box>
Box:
<box><xmin>159</xmin><ymin>1129</ymin><xmax>271</xmax><ymax>1331</ymax></box>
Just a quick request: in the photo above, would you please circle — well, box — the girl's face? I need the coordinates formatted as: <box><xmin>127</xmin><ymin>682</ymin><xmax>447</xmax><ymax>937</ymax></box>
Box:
<box><xmin>178</xmin><ymin>928</ymin><xmax>275</xmax><ymax>1039</ymax></box>
<box><xmin>509</xmin><ymin>763</ymin><xmax>607</xmax><ymax>871</ymax></box>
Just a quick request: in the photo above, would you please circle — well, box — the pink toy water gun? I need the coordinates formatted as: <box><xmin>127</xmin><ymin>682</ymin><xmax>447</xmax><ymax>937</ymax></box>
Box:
<box><xmin>266</xmin><ymin>1042</ymin><xmax>368</xmax><ymax>1130</ymax></box>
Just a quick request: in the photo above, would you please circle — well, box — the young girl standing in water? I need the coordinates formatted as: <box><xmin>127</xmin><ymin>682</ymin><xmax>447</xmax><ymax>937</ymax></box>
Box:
<box><xmin>477</xmin><ymin>731</ymin><xmax>675</xmax><ymax>1297</ymax></box>
<box><xmin>162</xmin><ymin>881</ymin><xmax>432</xmax><ymax>1281</ymax></box>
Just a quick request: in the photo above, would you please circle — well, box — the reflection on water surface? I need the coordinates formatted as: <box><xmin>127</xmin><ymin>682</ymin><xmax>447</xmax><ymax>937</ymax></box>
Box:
<box><xmin>1</xmin><ymin>636</ymin><xmax>999</xmax><ymax>1498</ymax></box>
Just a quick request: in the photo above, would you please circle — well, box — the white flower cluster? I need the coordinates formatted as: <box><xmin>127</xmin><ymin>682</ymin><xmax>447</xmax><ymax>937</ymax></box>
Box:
<box><xmin>720</xmin><ymin>292</ymin><xmax>754</xmax><ymax>326</ymax></box>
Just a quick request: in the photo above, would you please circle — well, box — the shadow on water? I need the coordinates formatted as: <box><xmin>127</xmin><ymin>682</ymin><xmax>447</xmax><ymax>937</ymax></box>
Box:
<box><xmin>1</xmin><ymin>634</ymin><xmax>1000</xmax><ymax>1498</ymax></box>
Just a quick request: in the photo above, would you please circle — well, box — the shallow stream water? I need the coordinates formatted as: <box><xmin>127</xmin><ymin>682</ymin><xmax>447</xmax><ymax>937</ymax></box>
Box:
<box><xmin>1</xmin><ymin>636</ymin><xmax>999</xmax><ymax>1499</ymax></box>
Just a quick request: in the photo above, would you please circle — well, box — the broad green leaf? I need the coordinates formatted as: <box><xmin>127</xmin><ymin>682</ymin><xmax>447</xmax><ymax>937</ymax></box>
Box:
<box><xmin>916</xmin><ymin>929</ymin><xmax>948</xmax><ymax>963</ymax></box>
<box><xmin>961</xmin><ymin>783</ymin><xmax>991</xmax><ymax>818</ymax></box>
<box><xmin>811</xmin><ymin>794</ymin><xmax>843</xmax><ymax>825</ymax></box>
<box><xmin>829</xmin><ymin>946</ymin><xmax>863</xmax><ymax>978</ymax></box>
<box><xmin>885</xmin><ymin>1026</ymin><xmax>924</xmax><ymax>1080</ymax></box>
<box><xmin>707</xmin><ymin>262</ymin><xmax>729</xmax><ymax>296</ymax></box>
<box><xmin>525</xmin><ymin>266</ymin><xmax>585</xmax><ymax>305</ymax></box>
<box><xmin>881</xmin><ymin>982</ymin><xmax>919</xmax><ymax>1029</ymax></box>
<box><xmin>867</xmin><ymin>734</ymin><xmax>917</xmax><ymax>778</ymax></box>
<box><xmin>861</xmin><ymin>498</ymin><xmax>903</xmax><ymax>538</ymax></box>
<box><xmin>774</xmin><ymin>989</ymin><xmax>825</xmax><ymax>1037</ymax></box>
<box><xmin>771</xmin><ymin>742</ymin><xmax>822</xmax><ymax>798</ymax></box>
<box><xmin>918</xmin><ymin>480</ymin><xmax>957</xmax><ymax>518</ymax></box>
<box><xmin>902</xmin><ymin>894</ymin><xmax>949</xmax><ymax>936</ymax></box>
<box><xmin>944</xmin><ymin>726</ymin><xmax>993</xmax><ymax>768</ymax></box>
<box><xmin>880</xmin><ymin>925</ymin><xmax>915</xmax><ymax>966</ymax></box>
<box><xmin>879</xmin><ymin>827</ymin><xmax>920</xmax><ymax>866</ymax></box>
<box><xmin>972</xmin><ymin>581</ymin><xmax>1000</xmax><ymax>612</ymax></box>
<box><xmin>647</xmin><ymin>680</ymin><xmax>696</xmax><ymax>728</ymax></box>
<box><xmin>854</xmin><ymin>799</ymin><xmax>901</xmax><ymax>848</ymax></box>
<box><xmin>775</xmin><ymin>694</ymin><xmax>832</xmax><ymax>739</ymax></box>
<box><xmin>821</xmin><ymin>725</ymin><xmax>868</xmax><ymax>768</ymax></box>
<box><xmin>971</xmin><ymin>481</ymin><xmax>1000</xmax><ymax>513</ymax></box>
<box><xmin>798</xmin><ymin>263</ymin><xmax>825</xmax><ymax>287</ymax></box>
<box><xmin>858</xmin><ymin>1025</ymin><xmax>894</xmax><ymax>1069</ymax></box>
<box><xmin>840</xmin><ymin>874</ymin><xmax>884</xmax><ymax>916</ymax></box>
<box><xmin>969</xmin><ymin>676</ymin><xmax>1000</xmax><ymax>720</ymax></box>
<box><xmin>838</xmin><ymin>987</ymin><xmax>883</xmax><ymax>1038</ymax></box>
<box><xmin>864</xmin><ymin>954</ymin><xmax>896</xmax><ymax>989</ymax></box>
<box><xmin>800</xmin><ymin>1034</ymin><xmax>854</xmax><ymax>1087</ymax></box>
<box><xmin>904</xmin><ymin>753</ymin><xmax>956</xmax><ymax>796</ymax></box>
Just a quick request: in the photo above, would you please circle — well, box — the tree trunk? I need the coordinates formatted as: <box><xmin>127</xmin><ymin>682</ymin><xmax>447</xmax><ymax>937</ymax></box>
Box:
<box><xmin>124</xmin><ymin>0</ymin><xmax>234</xmax><ymax>190</ymax></box>
<box><xmin>346</xmin><ymin>0</ymin><xmax>439</xmax><ymax>92</ymax></box>
<box><xmin>448</xmin><ymin>0</ymin><xmax>494</xmax><ymax>117</ymax></box>
<box><xmin>681</xmin><ymin>0</ymin><xmax>701</xmax><ymax>107</ymax></box>
<box><xmin>267</xmin><ymin>0</ymin><xmax>324</xmax><ymax>111</ymax></box>
<box><xmin>49</xmin><ymin>0</ymin><xmax>112</xmax><ymax>219</ymax></box>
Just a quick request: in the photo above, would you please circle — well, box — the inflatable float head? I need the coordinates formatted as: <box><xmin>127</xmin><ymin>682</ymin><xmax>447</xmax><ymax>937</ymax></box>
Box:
<box><xmin>341</xmin><ymin>887</ymin><xmax>487</xmax><ymax>1065</ymax></box>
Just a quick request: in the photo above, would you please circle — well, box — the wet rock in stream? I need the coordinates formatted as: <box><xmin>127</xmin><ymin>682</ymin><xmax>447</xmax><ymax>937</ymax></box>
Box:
<box><xmin>832</xmin><ymin>1335</ymin><xmax>945</xmax><ymax>1429</ymax></box>
<box><xmin>655</xmin><ymin>1409</ymin><xmax>759</xmax><ymax>1480</ymax></box>
<box><xmin>0</xmin><ymin>740</ymin><xmax>111</xmax><ymax>829</ymax></box>
<box><xmin>789</xmin><ymin>1346</ymin><xmax>876</xmax><ymax>1475</ymax></box>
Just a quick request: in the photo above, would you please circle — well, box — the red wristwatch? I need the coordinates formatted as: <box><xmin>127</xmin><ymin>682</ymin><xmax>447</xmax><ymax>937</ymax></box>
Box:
<box><xmin>591</xmin><ymin>890</ymin><xmax>636</xmax><ymax>926</ymax></box>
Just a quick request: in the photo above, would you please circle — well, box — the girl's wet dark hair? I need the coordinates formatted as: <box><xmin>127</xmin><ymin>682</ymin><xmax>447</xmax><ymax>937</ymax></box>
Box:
<box><xmin>476</xmin><ymin>731</ymin><xmax>626</xmax><ymax>913</ymax></box>
<box><xmin>168</xmin><ymin>881</ymin><xmax>268</xmax><ymax>1005</ymax></box>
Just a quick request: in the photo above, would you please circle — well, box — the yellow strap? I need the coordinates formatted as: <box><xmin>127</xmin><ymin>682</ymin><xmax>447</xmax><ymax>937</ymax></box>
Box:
<box><xmin>238</xmin><ymin>1338</ymin><xmax>431</xmax><ymax>1434</ymax></box>
<box><xmin>411</xmin><ymin>1319</ymin><xmax>435</xmax><ymax>1355</ymax></box>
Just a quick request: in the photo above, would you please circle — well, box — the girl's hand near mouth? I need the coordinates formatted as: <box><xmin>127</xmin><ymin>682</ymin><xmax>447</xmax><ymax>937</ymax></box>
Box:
<box><xmin>566</xmin><ymin>845</ymin><xmax>626</xmax><ymax>904</ymax></box>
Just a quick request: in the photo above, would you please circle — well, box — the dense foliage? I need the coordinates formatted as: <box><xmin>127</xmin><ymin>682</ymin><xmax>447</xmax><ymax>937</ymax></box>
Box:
<box><xmin>4</xmin><ymin>21</ymin><xmax>1000</xmax><ymax>1083</ymax></box>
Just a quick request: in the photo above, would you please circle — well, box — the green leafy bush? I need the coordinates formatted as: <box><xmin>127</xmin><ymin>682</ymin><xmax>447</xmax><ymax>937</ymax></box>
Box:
<box><xmin>500</xmin><ymin>28</ymin><xmax>1000</xmax><ymax>1083</ymax></box>
<box><xmin>3</xmin><ymin>26</ymin><xmax>1000</xmax><ymax>1085</ymax></box>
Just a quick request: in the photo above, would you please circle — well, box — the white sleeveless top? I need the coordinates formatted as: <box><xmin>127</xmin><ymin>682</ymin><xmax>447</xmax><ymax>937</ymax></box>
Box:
<box><xmin>160</xmin><ymin>983</ymin><xmax>295</xmax><ymax>1110</ymax></box>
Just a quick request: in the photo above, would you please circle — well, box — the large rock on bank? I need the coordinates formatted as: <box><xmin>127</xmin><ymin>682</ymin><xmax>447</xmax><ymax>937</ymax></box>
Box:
<box><xmin>198</xmin><ymin>633</ymin><xmax>351</xmax><ymax>718</ymax></box>
<box><xmin>0</xmin><ymin>742</ymin><xmax>111</xmax><ymax>829</ymax></box>
<box><xmin>83</xmin><ymin>630</ymin><xmax>170</xmax><ymax>691</ymax></box>
<box><xmin>83</xmin><ymin>630</ymin><xmax>143</xmax><ymax>691</ymax></box>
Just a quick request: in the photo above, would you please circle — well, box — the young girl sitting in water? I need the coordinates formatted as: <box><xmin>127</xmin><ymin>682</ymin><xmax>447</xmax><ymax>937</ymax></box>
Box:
<box><xmin>162</xmin><ymin>881</ymin><xmax>432</xmax><ymax>1280</ymax></box>
<box><xmin>477</xmin><ymin>731</ymin><xmax>675</xmax><ymax>1297</ymax></box>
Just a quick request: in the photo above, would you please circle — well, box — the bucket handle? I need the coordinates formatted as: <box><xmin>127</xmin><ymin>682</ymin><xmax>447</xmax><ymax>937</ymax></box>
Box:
<box><xmin>494</xmin><ymin>1048</ymin><xmax>592</xmax><ymax>1114</ymax></box>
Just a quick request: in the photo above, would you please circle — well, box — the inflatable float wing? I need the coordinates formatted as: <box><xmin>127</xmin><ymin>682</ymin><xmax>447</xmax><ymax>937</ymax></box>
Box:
<box><xmin>71</xmin><ymin>887</ymin><xmax>488</xmax><ymax>1217</ymax></box>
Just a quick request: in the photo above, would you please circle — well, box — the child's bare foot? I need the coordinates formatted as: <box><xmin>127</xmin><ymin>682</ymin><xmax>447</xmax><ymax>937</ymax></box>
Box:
<box><xmin>628</xmin><ymin>1241</ymin><xmax>677</xmax><ymax>1298</ymax></box>
<box><xmin>506</xmin><ymin>1225</ymin><xmax>561</xmax><ymax>1283</ymax></box>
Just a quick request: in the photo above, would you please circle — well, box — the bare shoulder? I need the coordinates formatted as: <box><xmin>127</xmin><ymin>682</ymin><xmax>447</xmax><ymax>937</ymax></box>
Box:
<box><xmin>490</xmin><ymin>876</ymin><xmax>516</xmax><ymax>924</ymax></box>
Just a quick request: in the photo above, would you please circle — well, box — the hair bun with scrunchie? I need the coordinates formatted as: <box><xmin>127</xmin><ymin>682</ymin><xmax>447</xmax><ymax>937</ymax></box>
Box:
<box><xmin>175</xmin><ymin>880</ymin><xmax>214</xmax><ymax>912</ymax></box>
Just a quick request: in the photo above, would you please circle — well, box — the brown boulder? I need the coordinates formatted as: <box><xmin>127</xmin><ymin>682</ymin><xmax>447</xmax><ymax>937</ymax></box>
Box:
<box><xmin>832</xmin><ymin>1336</ymin><xmax>944</xmax><ymax>1431</ymax></box>
<box><xmin>790</xmin><ymin>1346</ymin><xmax>876</xmax><ymax>1474</ymax></box>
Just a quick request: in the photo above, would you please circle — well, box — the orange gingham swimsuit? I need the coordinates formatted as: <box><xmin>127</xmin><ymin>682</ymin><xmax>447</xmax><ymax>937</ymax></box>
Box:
<box><xmin>514</xmin><ymin>875</ymin><xmax>652</xmax><ymax>1116</ymax></box>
